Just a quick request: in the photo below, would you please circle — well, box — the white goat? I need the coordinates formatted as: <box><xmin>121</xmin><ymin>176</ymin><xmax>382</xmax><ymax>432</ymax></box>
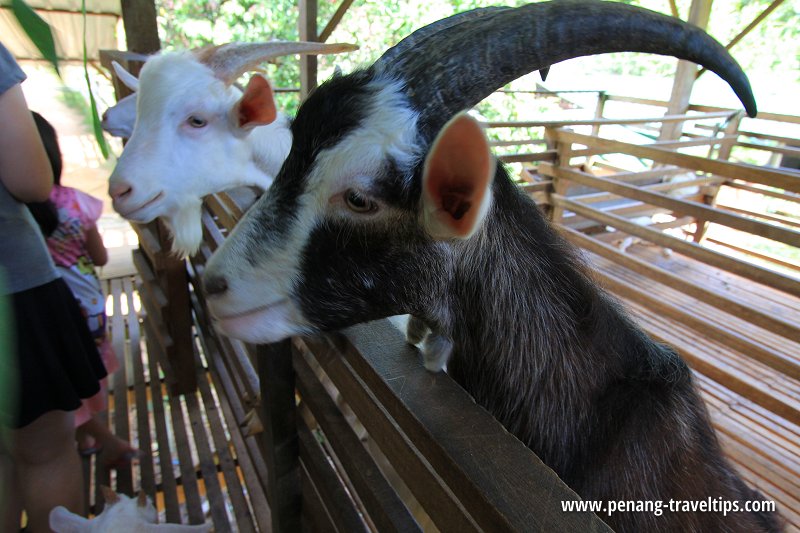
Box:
<box><xmin>107</xmin><ymin>41</ymin><xmax>356</xmax><ymax>257</ymax></box>
<box><xmin>49</xmin><ymin>486</ymin><xmax>211</xmax><ymax>532</ymax></box>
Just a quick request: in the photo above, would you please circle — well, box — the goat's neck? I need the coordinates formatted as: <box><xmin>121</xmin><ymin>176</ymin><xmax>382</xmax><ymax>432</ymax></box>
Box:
<box><xmin>247</xmin><ymin>112</ymin><xmax>292</xmax><ymax>186</ymax></box>
<box><xmin>432</xmin><ymin>173</ymin><xmax>653</xmax><ymax>472</ymax></box>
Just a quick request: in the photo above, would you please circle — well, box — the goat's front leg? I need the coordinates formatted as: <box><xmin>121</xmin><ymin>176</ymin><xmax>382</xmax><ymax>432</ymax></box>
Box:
<box><xmin>406</xmin><ymin>315</ymin><xmax>429</xmax><ymax>345</ymax></box>
<box><xmin>406</xmin><ymin>316</ymin><xmax>453</xmax><ymax>373</ymax></box>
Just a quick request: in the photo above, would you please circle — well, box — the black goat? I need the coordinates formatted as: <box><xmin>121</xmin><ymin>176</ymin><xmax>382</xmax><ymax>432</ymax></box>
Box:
<box><xmin>204</xmin><ymin>2</ymin><xmax>781</xmax><ymax>530</ymax></box>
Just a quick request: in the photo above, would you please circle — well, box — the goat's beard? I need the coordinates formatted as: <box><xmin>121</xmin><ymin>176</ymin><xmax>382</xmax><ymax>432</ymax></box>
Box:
<box><xmin>163</xmin><ymin>199</ymin><xmax>204</xmax><ymax>258</ymax></box>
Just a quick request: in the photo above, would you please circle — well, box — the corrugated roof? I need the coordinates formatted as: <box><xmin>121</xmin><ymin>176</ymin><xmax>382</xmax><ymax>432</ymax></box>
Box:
<box><xmin>0</xmin><ymin>0</ymin><xmax>121</xmax><ymax>61</ymax></box>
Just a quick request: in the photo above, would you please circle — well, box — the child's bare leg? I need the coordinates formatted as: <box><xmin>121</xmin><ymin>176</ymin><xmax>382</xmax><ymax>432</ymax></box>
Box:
<box><xmin>11</xmin><ymin>409</ymin><xmax>83</xmax><ymax>531</ymax></box>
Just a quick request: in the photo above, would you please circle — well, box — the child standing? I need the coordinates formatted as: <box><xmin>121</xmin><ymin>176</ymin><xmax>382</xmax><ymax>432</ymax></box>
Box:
<box><xmin>31</xmin><ymin>112</ymin><xmax>138</xmax><ymax>468</ymax></box>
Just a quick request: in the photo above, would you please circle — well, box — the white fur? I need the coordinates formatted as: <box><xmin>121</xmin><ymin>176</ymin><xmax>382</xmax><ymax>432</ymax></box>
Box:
<box><xmin>49</xmin><ymin>490</ymin><xmax>211</xmax><ymax>532</ymax></box>
<box><xmin>206</xmin><ymin>79</ymin><xmax>420</xmax><ymax>342</ymax></box>
<box><xmin>102</xmin><ymin>92</ymin><xmax>137</xmax><ymax>138</ymax></box>
<box><xmin>107</xmin><ymin>53</ymin><xmax>290</xmax><ymax>257</ymax></box>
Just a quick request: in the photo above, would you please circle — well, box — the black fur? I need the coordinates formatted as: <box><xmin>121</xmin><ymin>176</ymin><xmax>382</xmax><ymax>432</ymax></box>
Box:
<box><xmin>213</xmin><ymin>67</ymin><xmax>782</xmax><ymax>531</ymax></box>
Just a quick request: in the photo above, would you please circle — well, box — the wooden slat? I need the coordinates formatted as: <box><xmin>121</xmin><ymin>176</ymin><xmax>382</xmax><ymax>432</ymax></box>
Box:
<box><xmin>299</xmin><ymin>339</ymin><xmax>481</xmax><ymax>532</ymax></box>
<box><xmin>192</xmin><ymin>312</ymin><xmax>272</xmax><ymax>531</ymax></box>
<box><xmin>127</xmin><ymin>277</ymin><xmax>157</xmax><ymax>499</ymax></box>
<box><xmin>318</xmin><ymin>0</ymin><xmax>356</xmax><ymax>42</ymax></box>
<box><xmin>145</xmin><ymin>336</ymin><xmax>181</xmax><ymax>523</ymax></box>
<box><xmin>621</xmin><ymin>300</ymin><xmax>800</xmax><ymax>426</ymax></box>
<box><xmin>484</xmin><ymin>110</ymin><xmax>734</xmax><ymax>129</ymax></box>
<box><xmin>192</xmin><ymin>338</ymin><xmax>257</xmax><ymax>533</ymax></box>
<box><xmin>256</xmin><ymin>341</ymin><xmax>302</xmax><ymax>532</ymax></box>
<box><xmin>590</xmin><ymin>264</ymin><xmax>800</xmax><ymax>380</ymax></box>
<box><xmin>183</xmin><ymin>390</ymin><xmax>229</xmax><ymax>531</ymax></box>
<box><xmin>553</xmin><ymin>195</ymin><xmax>800</xmax><ymax>298</ymax></box>
<box><xmin>723</xmin><ymin>180</ymin><xmax>800</xmax><ymax>203</ymax></box>
<box><xmin>166</xmin><ymin>393</ymin><xmax>205</xmax><ymax>524</ymax></box>
<box><xmin>301</xmin><ymin>466</ymin><xmax>337</xmax><ymax>533</ymax></box>
<box><xmin>604</xmin><ymin>94</ymin><xmax>800</xmax><ymax>125</ymax></box>
<box><xmin>541</xmin><ymin>163</ymin><xmax>800</xmax><ymax>248</ymax></box>
<box><xmin>109</xmin><ymin>278</ymin><xmax>134</xmax><ymax>495</ymax></box>
<box><xmin>498</xmin><ymin>150</ymin><xmax>556</xmax><ymax>164</ymax></box>
<box><xmin>294</xmin><ymin>353</ymin><xmax>422</xmax><ymax>532</ymax></box>
<box><xmin>307</xmin><ymin>322</ymin><xmax>613</xmax><ymax>532</ymax></box>
<box><xmin>297</xmin><ymin>420</ymin><xmax>369</xmax><ymax>532</ymax></box>
<box><xmin>559</xmin><ymin>227</ymin><xmax>800</xmax><ymax>341</ymax></box>
<box><xmin>554</xmin><ymin>129</ymin><xmax>800</xmax><ymax>193</ymax></box>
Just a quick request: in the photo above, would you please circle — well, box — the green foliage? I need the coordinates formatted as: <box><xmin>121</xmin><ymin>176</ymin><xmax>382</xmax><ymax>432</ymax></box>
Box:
<box><xmin>82</xmin><ymin>0</ymin><xmax>109</xmax><ymax>158</ymax></box>
<box><xmin>153</xmin><ymin>0</ymin><xmax>798</xmax><ymax>118</ymax></box>
<box><xmin>10</xmin><ymin>0</ymin><xmax>59</xmax><ymax>75</ymax></box>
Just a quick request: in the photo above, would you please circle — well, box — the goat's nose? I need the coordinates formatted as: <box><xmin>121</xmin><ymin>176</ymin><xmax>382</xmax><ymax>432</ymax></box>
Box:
<box><xmin>204</xmin><ymin>274</ymin><xmax>229</xmax><ymax>296</ymax></box>
<box><xmin>109</xmin><ymin>181</ymin><xmax>133</xmax><ymax>201</ymax></box>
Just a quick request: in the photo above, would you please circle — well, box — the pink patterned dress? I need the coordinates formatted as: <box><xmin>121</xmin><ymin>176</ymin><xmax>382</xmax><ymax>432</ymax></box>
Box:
<box><xmin>45</xmin><ymin>185</ymin><xmax>118</xmax><ymax>425</ymax></box>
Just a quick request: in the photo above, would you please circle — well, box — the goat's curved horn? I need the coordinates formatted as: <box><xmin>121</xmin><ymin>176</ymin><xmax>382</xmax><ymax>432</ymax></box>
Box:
<box><xmin>379</xmin><ymin>1</ymin><xmax>756</xmax><ymax>140</ymax></box>
<box><xmin>375</xmin><ymin>7</ymin><xmax>509</xmax><ymax>67</ymax></box>
<box><xmin>196</xmin><ymin>41</ymin><xmax>359</xmax><ymax>85</ymax></box>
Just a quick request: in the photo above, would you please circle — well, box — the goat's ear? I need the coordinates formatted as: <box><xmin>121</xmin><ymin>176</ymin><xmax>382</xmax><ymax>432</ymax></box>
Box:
<box><xmin>234</xmin><ymin>74</ymin><xmax>277</xmax><ymax>130</ymax></box>
<box><xmin>112</xmin><ymin>61</ymin><xmax>139</xmax><ymax>92</ymax></box>
<box><xmin>49</xmin><ymin>505</ymin><xmax>89</xmax><ymax>532</ymax></box>
<box><xmin>421</xmin><ymin>113</ymin><xmax>493</xmax><ymax>240</ymax></box>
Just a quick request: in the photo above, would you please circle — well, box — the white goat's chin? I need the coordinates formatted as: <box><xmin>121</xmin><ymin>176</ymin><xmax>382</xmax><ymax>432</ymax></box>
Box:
<box><xmin>114</xmin><ymin>192</ymin><xmax>165</xmax><ymax>222</ymax></box>
<box><xmin>212</xmin><ymin>299</ymin><xmax>301</xmax><ymax>344</ymax></box>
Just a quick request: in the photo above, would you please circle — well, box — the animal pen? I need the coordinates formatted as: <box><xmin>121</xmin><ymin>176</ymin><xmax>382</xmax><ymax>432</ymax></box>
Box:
<box><xmin>56</xmin><ymin>0</ymin><xmax>800</xmax><ymax>531</ymax></box>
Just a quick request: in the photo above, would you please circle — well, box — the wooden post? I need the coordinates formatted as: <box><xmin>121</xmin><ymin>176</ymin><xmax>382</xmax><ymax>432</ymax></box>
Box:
<box><xmin>548</xmin><ymin>127</ymin><xmax>573</xmax><ymax>224</ymax></box>
<box><xmin>120</xmin><ymin>0</ymin><xmax>160</xmax><ymax>54</ymax></box>
<box><xmin>694</xmin><ymin>111</ymin><xmax>743</xmax><ymax>242</ymax></box>
<box><xmin>299</xmin><ymin>0</ymin><xmax>318</xmax><ymax>100</ymax></box>
<box><xmin>257</xmin><ymin>341</ymin><xmax>301</xmax><ymax>532</ymax></box>
<box><xmin>585</xmin><ymin>91</ymin><xmax>607</xmax><ymax>170</ymax></box>
<box><xmin>658</xmin><ymin>0</ymin><xmax>713</xmax><ymax>142</ymax></box>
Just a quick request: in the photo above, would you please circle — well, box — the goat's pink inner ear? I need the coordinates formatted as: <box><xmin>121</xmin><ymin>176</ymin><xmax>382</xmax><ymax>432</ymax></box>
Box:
<box><xmin>237</xmin><ymin>74</ymin><xmax>277</xmax><ymax>129</ymax></box>
<box><xmin>422</xmin><ymin>113</ymin><xmax>493</xmax><ymax>239</ymax></box>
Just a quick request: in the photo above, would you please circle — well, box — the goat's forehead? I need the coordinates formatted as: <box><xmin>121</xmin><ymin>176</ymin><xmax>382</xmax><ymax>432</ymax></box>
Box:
<box><xmin>137</xmin><ymin>52</ymin><xmax>227</xmax><ymax>115</ymax></box>
<box><xmin>288</xmin><ymin>74</ymin><xmax>420</xmax><ymax>197</ymax></box>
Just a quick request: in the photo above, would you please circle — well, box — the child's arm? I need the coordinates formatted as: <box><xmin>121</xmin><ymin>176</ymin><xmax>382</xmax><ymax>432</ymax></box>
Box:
<box><xmin>0</xmin><ymin>84</ymin><xmax>53</xmax><ymax>202</ymax></box>
<box><xmin>85</xmin><ymin>226</ymin><xmax>108</xmax><ymax>266</ymax></box>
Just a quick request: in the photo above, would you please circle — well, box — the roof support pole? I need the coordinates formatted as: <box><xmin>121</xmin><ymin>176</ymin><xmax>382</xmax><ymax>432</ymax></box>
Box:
<box><xmin>658</xmin><ymin>0</ymin><xmax>713</xmax><ymax>142</ymax></box>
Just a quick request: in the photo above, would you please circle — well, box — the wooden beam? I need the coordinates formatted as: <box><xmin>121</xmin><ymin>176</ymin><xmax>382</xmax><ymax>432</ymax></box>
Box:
<box><xmin>659</xmin><ymin>0</ymin><xmax>713</xmax><ymax>141</ymax></box>
<box><xmin>299</xmin><ymin>0</ymin><xmax>319</xmax><ymax>100</ymax></box>
<box><xmin>668</xmin><ymin>0</ymin><xmax>681</xmax><ymax>18</ymax></box>
<box><xmin>724</xmin><ymin>180</ymin><xmax>800</xmax><ymax>203</ymax></box>
<box><xmin>483</xmin><ymin>110</ymin><xmax>733</xmax><ymax>129</ymax></box>
<box><xmin>120</xmin><ymin>0</ymin><xmax>160</xmax><ymax>54</ymax></box>
<box><xmin>696</xmin><ymin>0</ymin><xmax>786</xmax><ymax>79</ymax></box>
<box><xmin>318</xmin><ymin>0</ymin><xmax>356</xmax><ymax>43</ymax></box>
<box><xmin>558</xmin><ymin>226</ymin><xmax>800</xmax><ymax>347</ymax></box>
<box><xmin>552</xmin><ymin>195</ymin><xmax>800</xmax><ymax>298</ymax></box>
<box><xmin>553</xmin><ymin>130</ymin><xmax>800</xmax><ymax>193</ymax></box>
<box><xmin>605</xmin><ymin>94</ymin><xmax>800</xmax><ymax>125</ymax></box>
<box><xmin>540</xmin><ymin>163</ymin><xmax>800</xmax><ymax>248</ymax></box>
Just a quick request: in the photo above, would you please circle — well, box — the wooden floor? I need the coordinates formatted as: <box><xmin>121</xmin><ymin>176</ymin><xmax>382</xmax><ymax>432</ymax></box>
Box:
<box><xmin>92</xmin><ymin>247</ymin><xmax>799</xmax><ymax>532</ymax></box>
<box><xmin>84</xmin><ymin>276</ymin><xmax>267</xmax><ymax>532</ymax></box>
<box><xmin>585</xmin><ymin>242</ymin><xmax>800</xmax><ymax>532</ymax></box>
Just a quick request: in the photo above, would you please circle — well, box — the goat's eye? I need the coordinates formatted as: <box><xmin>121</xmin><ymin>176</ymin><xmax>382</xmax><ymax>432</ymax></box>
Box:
<box><xmin>344</xmin><ymin>190</ymin><xmax>377</xmax><ymax>214</ymax></box>
<box><xmin>187</xmin><ymin>116</ymin><xmax>207</xmax><ymax>128</ymax></box>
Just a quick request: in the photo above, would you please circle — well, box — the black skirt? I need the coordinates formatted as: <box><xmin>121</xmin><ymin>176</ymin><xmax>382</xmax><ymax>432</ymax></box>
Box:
<box><xmin>2</xmin><ymin>277</ymin><xmax>108</xmax><ymax>428</ymax></box>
